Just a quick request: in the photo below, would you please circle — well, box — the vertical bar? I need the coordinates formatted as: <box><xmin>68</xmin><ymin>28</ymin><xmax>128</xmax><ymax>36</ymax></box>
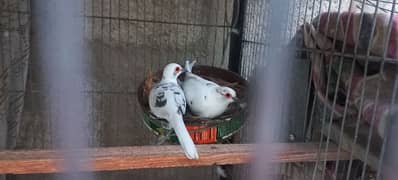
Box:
<box><xmin>320</xmin><ymin>1</ymin><xmax>346</xmax><ymax>180</ymax></box>
<box><xmin>220</xmin><ymin>0</ymin><xmax>228</xmax><ymax>67</ymax></box>
<box><xmin>89</xmin><ymin>0</ymin><xmax>95</xmax><ymax>146</ymax></box>
<box><xmin>6</xmin><ymin>0</ymin><xmax>13</xmax><ymax>151</ymax></box>
<box><xmin>244</xmin><ymin>0</ymin><xmax>255</xmax><ymax>75</ymax></box>
<box><xmin>309</xmin><ymin>1</ymin><xmax>331</xmax><ymax>178</ymax></box>
<box><xmin>228</xmin><ymin>0</ymin><xmax>247</xmax><ymax>73</ymax></box>
<box><xmin>126</xmin><ymin>0</ymin><xmax>131</xmax><ymax>131</ymax></box>
<box><xmin>242</xmin><ymin>0</ymin><xmax>254</xmax><ymax>77</ymax></box>
<box><xmin>303</xmin><ymin>0</ymin><xmax>320</xmax><ymax>148</ymax></box>
<box><xmin>0</xmin><ymin>5</ymin><xmax>9</xmax><ymax>179</ymax></box>
<box><xmin>184</xmin><ymin>0</ymin><xmax>189</xmax><ymax>59</ymax></box>
<box><xmin>332</xmin><ymin>1</ymin><xmax>358</xmax><ymax>178</ymax></box>
<box><xmin>159</xmin><ymin>0</ymin><xmax>164</xmax><ymax>69</ymax></box>
<box><xmin>174</xmin><ymin>0</ymin><xmax>179</xmax><ymax>61</ymax></box>
<box><xmin>377</xmin><ymin>57</ymin><xmax>398</xmax><ymax>180</ymax></box>
<box><xmin>258</xmin><ymin>0</ymin><xmax>268</xmax><ymax>68</ymax></box>
<box><xmin>288</xmin><ymin>0</ymin><xmax>297</xmax><ymax>40</ymax></box>
<box><xmin>83</xmin><ymin>0</ymin><xmax>86</xmax><ymax>34</ymax></box>
<box><xmin>116</xmin><ymin>0</ymin><xmax>121</xmax><ymax>142</ymax></box>
<box><xmin>100</xmin><ymin>0</ymin><xmax>105</xmax><ymax>144</ymax></box>
<box><xmin>109</xmin><ymin>0</ymin><xmax>114</xmax><ymax>140</ymax></box>
<box><xmin>192</xmin><ymin>0</ymin><xmax>198</xmax><ymax>63</ymax></box>
<box><xmin>250</xmin><ymin>0</ymin><xmax>292</xmax><ymax>179</ymax></box>
<box><xmin>253</xmin><ymin>0</ymin><xmax>265</xmax><ymax>68</ymax></box>
<box><xmin>345</xmin><ymin>1</ymin><xmax>381</xmax><ymax>179</ymax></box>
<box><xmin>301</xmin><ymin>0</ymin><xmax>316</xmax><ymax>141</ymax></box>
<box><xmin>91</xmin><ymin>0</ymin><xmax>95</xmax><ymax>39</ymax></box>
<box><xmin>211</xmin><ymin>0</ymin><xmax>220</xmax><ymax>67</ymax></box>
<box><xmin>134</xmin><ymin>0</ymin><xmax>140</xmax><ymax>142</ymax></box>
<box><xmin>143</xmin><ymin>0</ymin><xmax>147</xmax><ymax>76</ymax></box>
<box><xmin>150</xmin><ymin>0</ymin><xmax>155</xmax><ymax>71</ymax></box>
<box><xmin>118</xmin><ymin>0</ymin><xmax>121</xmax><ymax>90</ymax></box>
<box><xmin>377</xmin><ymin>5</ymin><xmax>398</xmax><ymax>179</ymax></box>
<box><xmin>360</xmin><ymin>1</ymin><xmax>396</xmax><ymax>179</ymax></box>
<box><xmin>31</xmin><ymin>0</ymin><xmax>94</xmax><ymax>179</ymax></box>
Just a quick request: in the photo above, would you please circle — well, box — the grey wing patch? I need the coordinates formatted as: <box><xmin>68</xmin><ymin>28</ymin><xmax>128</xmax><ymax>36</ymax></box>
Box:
<box><xmin>155</xmin><ymin>91</ymin><xmax>167</xmax><ymax>107</ymax></box>
<box><xmin>174</xmin><ymin>94</ymin><xmax>186</xmax><ymax>114</ymax></box>
<box><xmin>177</xmin><ymin>106</ymin><xmax>184</xmax><ymax>115</ymax></box>
<box><xmin>170</xmin><ymin>84</ymin><xmax>186</xmax><ymax>115</ymax></box>
<box><xmin>206</xmin><ymin>83</ymin><xmax>214</xmax><ymax>86</ymax></box>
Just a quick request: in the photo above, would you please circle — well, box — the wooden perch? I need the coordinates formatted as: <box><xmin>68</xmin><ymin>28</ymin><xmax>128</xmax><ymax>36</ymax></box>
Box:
<box><xmin>0</xmin><ymin>143</ymin><xmax>352</xmax><ymax>174</ymax></box>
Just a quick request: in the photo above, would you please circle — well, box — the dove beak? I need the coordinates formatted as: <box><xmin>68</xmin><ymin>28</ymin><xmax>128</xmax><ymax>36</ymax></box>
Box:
<box><xmin>232</xmin><ymin>97</ymin><xmax>239</xmax><ymax>102</ymax></box>
<box><xmin>174</xmin><ymin>69</ymin><xmax>185</xmax><ymax>76</ymax></box>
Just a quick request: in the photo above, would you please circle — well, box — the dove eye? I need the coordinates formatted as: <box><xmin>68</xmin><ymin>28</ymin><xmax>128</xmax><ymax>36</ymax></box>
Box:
<box><xmin>174</xmin><ymin>66</ymin><xmax>181</xmax><ymax>72</ymax></box>
<box><xmin>225</xmin><ymin>93</ymin><xmax>232</xmax><ymax>98</ymax></box>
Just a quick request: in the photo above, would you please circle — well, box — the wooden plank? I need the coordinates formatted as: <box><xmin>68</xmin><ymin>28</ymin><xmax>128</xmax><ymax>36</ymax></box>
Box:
<box><xmin>0</xmin><ymin>143</ymin><xmax>352</xmax><ymax>174</ymax></box>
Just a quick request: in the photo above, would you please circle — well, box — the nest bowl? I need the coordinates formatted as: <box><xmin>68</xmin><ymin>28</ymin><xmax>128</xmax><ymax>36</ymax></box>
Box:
<box><xmin>137</xmin><ymin>65</ymin><xmax>248</xmax><ymax>144</ymax></box>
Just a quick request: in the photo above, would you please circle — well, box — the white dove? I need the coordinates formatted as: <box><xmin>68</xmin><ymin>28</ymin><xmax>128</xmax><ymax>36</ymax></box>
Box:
<box><xmin>149</xmin><ymin>63</ymin><xmax>199</xmax><ymax>160</ymax></box>
<box><xmin>182</xmin><ymin>60</ymin><xmax>237</xmax><ymax>119</ymax></box>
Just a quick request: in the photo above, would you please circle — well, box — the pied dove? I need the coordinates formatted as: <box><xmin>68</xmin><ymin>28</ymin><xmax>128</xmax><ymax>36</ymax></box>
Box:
<box><xmin>149</xmin><ymin>63</ymin><xmax>199</xmax><ymax>160</ymax></box>
<box><xmin>182</xmin><ymin>60</ymin><xmax>237</xmax><ymax>119</ymax></box>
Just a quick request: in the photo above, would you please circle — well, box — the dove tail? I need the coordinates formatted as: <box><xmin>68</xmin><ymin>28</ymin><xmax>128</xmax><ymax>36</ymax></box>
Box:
<box><xmin>170</xmin><ymin>115</ymin><xmax>199</xmax><ymax>160</ymax></box>
<box><xmin>185</xmin><ymin>60</ymin><xmax>197</xmax><ymax>73</ymax></box>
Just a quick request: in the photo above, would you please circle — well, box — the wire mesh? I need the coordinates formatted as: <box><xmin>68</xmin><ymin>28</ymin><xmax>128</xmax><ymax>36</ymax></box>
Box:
<box><xmin>83</xmin><ymin>0</ymin><xmax>234</xmax><ymax>179</ymax></box>
<box><xmin>2</xmin><ymin>0</ymin><xmax>398</xmax><ymax>179</ymax></box>
<box><xmin>81</xmin><ymin>0</ymin><xmax>235</xmax><ymax>146</ymax></box>
<box><xmin>3</xmin><ymin>0</ymin><xmax>236</xmax><ymax>179</ymax></box>
<box><xmin>0</xmin><ymin>0</ymin><xmax>30</xmax><ymax>149</ymax></box>
<box><xmin>240</xmin><ymin>0</ymin><xmax>398</xmax><ymax>179</ymax></box>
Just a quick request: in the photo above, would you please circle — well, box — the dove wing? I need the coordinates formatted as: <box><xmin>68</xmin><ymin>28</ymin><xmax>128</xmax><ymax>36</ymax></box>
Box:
<box><xmin>186</xmin><ymin>73</ymin><xmax>218</xmax><ymax>87</ymax></box>
<box><xmin>149</xmin><ymin>82</ymin><xmax>186</xmax><ymax>117</ymax></box>
<box><xmin>149</xmin><ymin>81</ymin><xmax>198</xmax><ymax>159</ymax></box>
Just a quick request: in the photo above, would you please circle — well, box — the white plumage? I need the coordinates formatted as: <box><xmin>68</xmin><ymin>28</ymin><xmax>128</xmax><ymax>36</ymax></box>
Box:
<box><xmin>148</xmin><ymin>63</ymin><xmax>199</xmax><ymax>160</ymax></box>
<box><xmin>182</xmin><ymin>60</ymin><xmax>237</xmax><ymax>119</ymax></box>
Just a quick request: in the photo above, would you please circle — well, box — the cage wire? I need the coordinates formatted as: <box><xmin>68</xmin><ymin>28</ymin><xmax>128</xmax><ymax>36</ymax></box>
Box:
<box><xmin>238</xmin><ymin>0</ymin><xmax>398</xmax><ymax>180</ymax></box>
<box><xmin>80</xmin><ymin>0</ymin><xmax>235</xmax><ymax>148</ymax></box>
<box><xmin>2</xmin><ymin>0</ymin><xmax>235</xmax><ymax>179</ymax></box>
<box><xmin>0</xmin><ymin>0</ymin><xmax>30</xmax><ymax>149</ymax></box>
<box><xmin>1</xmin><ymin>0</ymin><xmax>398</xmax><ymax>180</ymax></box>
<box><xmin>70</xmin><ymin>0</ymin><xmax>231</xmax><ymax>179</ymax></box>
